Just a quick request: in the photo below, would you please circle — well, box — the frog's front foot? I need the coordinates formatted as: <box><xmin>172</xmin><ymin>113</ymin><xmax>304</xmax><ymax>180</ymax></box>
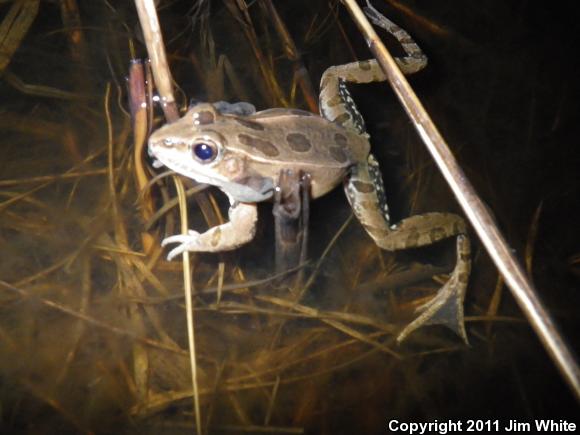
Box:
<box><xmin>397</xmin><ymin>235</ymin><xmax>471</xmax><ymax>344</ymax></box>
<box><xmin>161</xmin><ymin>202</ymin><xmax>259</xmax><ymax>260</ymax></box>
<box><xmin>162</xmin><ymin>230</ymin><xmax>203</xmax><ymax>261</ymax></box>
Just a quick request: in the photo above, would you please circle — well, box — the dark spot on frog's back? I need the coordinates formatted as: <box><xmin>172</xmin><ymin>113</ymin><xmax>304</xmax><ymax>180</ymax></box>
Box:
<box><xmin>329</xmin><ymin>146</ymin><xmax>348</xmax><ymax>163</ymax></box>
<box><xmin>286</xmin><ymin>133</ymin><xmax>312</xmax><ymax>152</ymax></box>
<box><xmin>238</xmin><ymin>134</ymin><xmax>279</xmax><ymax>157</ymax></box>
<box><xmin>233</xmin><ymin>117</ymin><xmax>264</xmax><ymax>131</ymax></box>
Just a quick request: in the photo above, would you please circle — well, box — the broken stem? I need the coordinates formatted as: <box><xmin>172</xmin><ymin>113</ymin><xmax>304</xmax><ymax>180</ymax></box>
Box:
<box><xmin>134</xmin><ymin>0</ymin><xmax>179</xmax><ymax>122</ymax></box>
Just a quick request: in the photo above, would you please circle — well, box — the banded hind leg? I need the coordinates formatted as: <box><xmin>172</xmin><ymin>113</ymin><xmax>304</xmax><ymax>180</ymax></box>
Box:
<box><xmin>344</xmin><ymin>157</ymin><xmax>471</xmax><ymax>343</ymax></box>
<box><xmin>319</xmin><ymin>2</ymin><xmax>427</xmax><ymax>135</ymax></box>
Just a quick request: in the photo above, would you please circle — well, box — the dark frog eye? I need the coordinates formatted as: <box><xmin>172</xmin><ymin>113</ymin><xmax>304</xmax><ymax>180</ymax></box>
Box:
<box><xmin>192</xmin><ymin>142</ymin><xmax>217</xmax><ymax>163</ymax></box>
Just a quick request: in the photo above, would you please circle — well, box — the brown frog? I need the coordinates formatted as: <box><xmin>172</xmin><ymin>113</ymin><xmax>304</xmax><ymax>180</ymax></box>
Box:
<box><xmin>148</xmin><ymin>3</ymin><xmax>470</xmax><ymax>342</ymax></box>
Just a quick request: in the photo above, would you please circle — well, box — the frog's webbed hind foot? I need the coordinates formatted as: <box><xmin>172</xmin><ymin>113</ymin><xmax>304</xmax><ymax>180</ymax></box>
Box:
<box><xmin>397</xmin><ymin>235</ymin><xmax>471</xmax><ymax>344</ymax></box>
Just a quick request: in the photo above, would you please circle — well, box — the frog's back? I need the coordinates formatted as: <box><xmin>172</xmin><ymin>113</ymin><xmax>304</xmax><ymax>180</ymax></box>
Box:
<box><xmin>248</xmin><ymin>109</ymin><xmax>369</xmax><ymax>165</ymax></box>
<box><xmin>218</xmin><ymin>109</ymin><xmax>368</xmax><ymax>197</ymax></box>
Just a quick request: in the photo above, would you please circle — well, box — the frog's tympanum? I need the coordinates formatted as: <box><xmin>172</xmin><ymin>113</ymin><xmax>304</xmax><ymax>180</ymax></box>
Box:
<box><xmin>148</xmin><ymin>4</ymin><xmax>471</xmax><ymax>343</ymax></box>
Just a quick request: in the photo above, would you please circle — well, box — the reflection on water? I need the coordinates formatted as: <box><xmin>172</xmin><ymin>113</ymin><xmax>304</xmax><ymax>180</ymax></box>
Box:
<box><xmin>0</xmin><ymin>0</ymin><xmax>578</xmax><ymax>433</ymax></box>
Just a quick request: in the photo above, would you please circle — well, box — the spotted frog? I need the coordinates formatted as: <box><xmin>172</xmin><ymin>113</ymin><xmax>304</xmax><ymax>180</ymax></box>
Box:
<box><xmin>148</xmin><ymin>4</ymin><xmax>471</xmax><ymax>342</ymax></box>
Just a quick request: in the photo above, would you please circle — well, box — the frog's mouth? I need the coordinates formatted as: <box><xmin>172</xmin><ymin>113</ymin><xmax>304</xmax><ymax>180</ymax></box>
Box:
<box><xmin>146</xmin><ymin>143</ymin><xmax>163</xmax><ymax>169</ymax></box>
<box><xmin>150</xmin><ymin>157</ymin><xmax>165</xmax><ymax>169</ymax></box>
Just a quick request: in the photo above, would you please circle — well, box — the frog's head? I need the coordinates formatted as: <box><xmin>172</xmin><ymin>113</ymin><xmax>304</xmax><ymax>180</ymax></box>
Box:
<box><xmin>148</xmin><ymin>103</ymin><xmax>274</xmax><ymax>202</ymax></box>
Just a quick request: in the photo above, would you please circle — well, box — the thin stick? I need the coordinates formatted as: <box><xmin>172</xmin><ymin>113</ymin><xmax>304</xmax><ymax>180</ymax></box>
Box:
<box><xmin>134</xmin><ymin>0</ymin><xmax>179</xmax><ymax>122</ymax></box>
<box><xmin>341</xmin><ymin>0</ymin><xmax>579</xmax><ymax>399</ymax></box>
<box><xmin>174</xmin><ymin>177</ymin><xmax>203</xmax><ymax>435</ymax></box>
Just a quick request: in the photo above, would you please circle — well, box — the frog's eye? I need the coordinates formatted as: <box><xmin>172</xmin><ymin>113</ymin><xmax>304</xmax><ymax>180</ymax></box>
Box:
<box><xmin>192</xmin><ymin>142</ymin><xmax>217</xmax><ymax>163</ymax></box>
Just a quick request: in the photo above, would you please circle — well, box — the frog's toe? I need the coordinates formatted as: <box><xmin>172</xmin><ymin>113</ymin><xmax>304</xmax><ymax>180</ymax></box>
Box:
<box><xmin>161</xmin><ymin>230</ymin><xmax>200</xmax><ymax>247</ymax></box>
<box><xmin>162</xmin><ymin>231</ymin><xmax>202</xmax><ymax>260</ymax></box>
<box><xmin>166</xmin><ymin>240</ymin><xmax>198</xmax><ymax>261</ymax></box>
<box><xmin>166</xmin><ymin>245</ymin><xmax>184</xmax><ymax>261</ymax></box>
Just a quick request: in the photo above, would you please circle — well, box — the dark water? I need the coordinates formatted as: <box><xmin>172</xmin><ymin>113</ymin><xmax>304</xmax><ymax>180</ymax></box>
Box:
<box><xmin>0</xmin><ymin>0</ymin><xmax>578</xmax><ymax>433</ymax></box>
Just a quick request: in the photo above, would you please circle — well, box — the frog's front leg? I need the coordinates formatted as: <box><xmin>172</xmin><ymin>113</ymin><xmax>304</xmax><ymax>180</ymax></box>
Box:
<box><xmin>345</xmin><ymin>157</ymin><xmax>471</xmax><ymax>343</ymax></box>
<box><xmin>162</xmin><ymin>201</ymin><xmax>258</xmax><ymax>260</ymax></box>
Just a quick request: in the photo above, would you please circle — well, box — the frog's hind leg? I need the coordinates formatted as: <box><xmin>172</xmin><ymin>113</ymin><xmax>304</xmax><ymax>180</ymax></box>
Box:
<box><xmin>363</xmin><ymin>0</ymin><xmax>427</xmax><ymax>74</ymax></box>
<box><xmin>344</xmin><ymin>157</ymin><xmax>471</xmax><ymax>343</ymax></box>
<box><xmin>319</xmin><ymin>4</ymin><xmax>426</xmax><ymax>135</ymax></box>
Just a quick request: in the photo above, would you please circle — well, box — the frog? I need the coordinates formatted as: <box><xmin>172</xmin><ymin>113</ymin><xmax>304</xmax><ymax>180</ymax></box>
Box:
<box><xmin>148</xmin><ymin>2</ymin><xmax>471</xmax><ymax>343</ymax></box>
